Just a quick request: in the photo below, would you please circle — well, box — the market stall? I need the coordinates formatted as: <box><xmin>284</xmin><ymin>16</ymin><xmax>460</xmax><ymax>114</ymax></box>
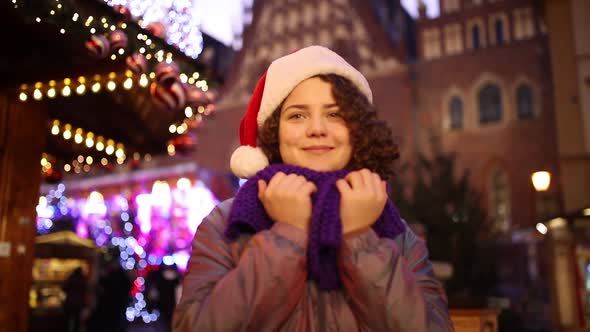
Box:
<box><xmin>29</xmin><ymin>230</ymin><xmax>98</xmax><ymax>332</ymax></box>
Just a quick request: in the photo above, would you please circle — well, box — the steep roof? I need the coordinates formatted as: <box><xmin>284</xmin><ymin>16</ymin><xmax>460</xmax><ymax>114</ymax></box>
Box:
<box><xmin>217</xmin><ymin>0</ymin><xmax>410</xmax><ymax>112</ymax></box>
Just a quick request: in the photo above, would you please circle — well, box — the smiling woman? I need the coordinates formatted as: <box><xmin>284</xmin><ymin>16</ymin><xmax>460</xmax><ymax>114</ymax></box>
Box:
<box><xmin>259</xmin><ymin>73</ymin><xmax>399</xmax><ymax>182</ymax></box>
<box><xmin>173</xmin><ymin>46</ymin><xmax>453</xmax><ymax>332</ymax></box>
<box><xmin>277</xmin><ymin>77</ymin><xmax>352</xmax><ymax>172</ymax></box>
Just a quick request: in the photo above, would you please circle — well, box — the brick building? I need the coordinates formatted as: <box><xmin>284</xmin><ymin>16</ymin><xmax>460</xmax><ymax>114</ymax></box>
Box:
<box><xmin>193</xmin><ymin>0</ymin><xmax>419</xmax><ymax>169</ymax></box>
<box><xmin>196</xmin><ymin>0</ymin><xmax>559</xmax><ymax>236</ymax></box>
<box><xmin>415</xmin><ymin>0</ymin><xmax>559</xmax><ymax>234</ymax></box>
<box><xmin>190</xmin><ymin>2</ymin><xmax>562</xmax><ymax>326</ymax></box>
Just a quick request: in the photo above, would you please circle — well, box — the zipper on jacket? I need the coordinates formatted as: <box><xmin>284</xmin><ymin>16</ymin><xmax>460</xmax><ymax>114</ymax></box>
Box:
<box><xmin>318</xmin><ymin>291</ymin><xmax>326</xmax><ymax>332</ymax></box>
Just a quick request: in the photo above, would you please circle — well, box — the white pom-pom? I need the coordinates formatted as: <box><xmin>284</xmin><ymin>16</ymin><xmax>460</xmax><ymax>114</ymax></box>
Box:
<box><xmin>230</xmin><ymin>146</ymin><xmax>269</xmax><ymax>178</ymax></box>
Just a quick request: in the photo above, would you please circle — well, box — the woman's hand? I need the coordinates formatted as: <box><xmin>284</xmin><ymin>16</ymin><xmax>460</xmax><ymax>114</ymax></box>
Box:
<box><xmin>336</xmin><ymin>169</ymin><xmax>388</xmax><ymax>236</ymax></box>
<box><xmin>258</xmin><ymin>172</ymin><xmax>317</xmax><ymax>232</ymax></box>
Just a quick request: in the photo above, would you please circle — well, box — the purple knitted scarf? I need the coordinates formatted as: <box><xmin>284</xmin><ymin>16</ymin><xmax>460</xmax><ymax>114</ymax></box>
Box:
<box><xmin>225</xmin><ymin>164</ymin><xmax>406</xmax><ymax>290</ymax></box>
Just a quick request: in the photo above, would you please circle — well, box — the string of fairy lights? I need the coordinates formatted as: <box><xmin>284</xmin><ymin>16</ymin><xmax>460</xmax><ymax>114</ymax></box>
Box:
<box><xmin>50</xmin><ymin>119</ymin><xmax>126</xmax><ymax>159</ymax></box>
<box><xmin>17</xmin><ymin>70</ymin><xmax>210</xmax><ymax>102</ymax></box>
<box><xmin>11</xmin><ymin>0</ymin><xmax>217</xmax><ymax>175</ymax></box>
<box><xmin>12</xmin><ymin>0</ymin><xmax>213</xmax><ymax>103</ymax></box>
<box><xmin>41</xmin><ymin>119</ymin><xmax>133</xmax><ymax>178</ymax></box>
<box><xmin>11</xmin><ymin>0</ymin><xmax>204</xmax><ymax>63</ymax></box>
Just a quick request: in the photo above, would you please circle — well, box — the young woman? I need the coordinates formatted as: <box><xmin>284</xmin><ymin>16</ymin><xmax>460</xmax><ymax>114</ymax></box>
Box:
<box><xmin>173</xmin><ymin>46</ymin><xmax>453</xmax><ymax>331</ymax></box>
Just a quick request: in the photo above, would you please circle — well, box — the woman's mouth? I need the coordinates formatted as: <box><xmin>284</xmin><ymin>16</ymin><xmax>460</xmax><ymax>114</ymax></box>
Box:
<box><xmin>302</xmin><ymin>146</ymin><xmax>333</xmax><ymax>154</ymax></box>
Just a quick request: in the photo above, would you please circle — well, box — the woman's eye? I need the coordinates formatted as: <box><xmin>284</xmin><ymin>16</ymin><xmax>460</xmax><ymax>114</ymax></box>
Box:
<box><xmin>289</xmin><ymin>113</ymin><xmax>303</xmax><ymax>119</ymax></box>
<box><xmin>328</xmin><ymin>112</ymin><xmax>341</xmax><ymax>118</ymax></box>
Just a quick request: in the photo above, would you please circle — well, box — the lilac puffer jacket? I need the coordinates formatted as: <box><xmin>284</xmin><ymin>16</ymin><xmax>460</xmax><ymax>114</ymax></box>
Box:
<box><xmin>173</xmin><ymin>199</ymin><xmax>454</xmax><ymax>332</ymax></box>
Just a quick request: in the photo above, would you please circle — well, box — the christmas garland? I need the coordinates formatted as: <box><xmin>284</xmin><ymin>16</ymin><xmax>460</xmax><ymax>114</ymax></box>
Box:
<box><xmin>11</xmin><ymin>0</ymin><xmax>217</xmax><ymax>112</ymax></box>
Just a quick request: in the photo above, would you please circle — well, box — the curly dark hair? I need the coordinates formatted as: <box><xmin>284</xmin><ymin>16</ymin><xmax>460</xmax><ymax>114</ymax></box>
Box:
<box><xmin>258</xmin><ymin>74</ymin><xmax>399</xmax><ymax>181</ymax></box>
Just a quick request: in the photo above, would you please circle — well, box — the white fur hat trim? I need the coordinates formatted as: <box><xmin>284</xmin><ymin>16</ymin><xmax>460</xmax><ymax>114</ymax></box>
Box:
<box><xmin>230</xmin><ymin>145</ymin><xmax>270</xmax><ymax>178</ymax></box>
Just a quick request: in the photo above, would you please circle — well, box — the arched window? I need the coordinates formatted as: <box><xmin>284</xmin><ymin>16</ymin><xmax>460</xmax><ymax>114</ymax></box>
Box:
<box><xmin>479</xmin><ymin>83</ymin><xmax>502</xmax><ymax>124</ymax></box>
<box><xmin>467</xmin><ymin>18</ymin><xmax>486</xmax><ymax>50</ymax></box>
<box><xmin>449</xmin><ymin>96</ymin><xmax>464</xmax><ymax>129</ymax></box>
<box><xmin>495</xmin><ymin>19</ymin><xmax>505</xmax><ymax>45</ymax></box>
<box><xmin>472</xmin><ymin>25</ymin><xmax>481</xmax><ymax>49</ymax></box>
<box><xmin>516</xmin><ymin>84</ymin><xmax>534</xmax><ymax>119</ymax></box>
<box><xmin>489</xmin><ymin>169</ymin><xmax>511</xmax><ymax>232</ymax></box>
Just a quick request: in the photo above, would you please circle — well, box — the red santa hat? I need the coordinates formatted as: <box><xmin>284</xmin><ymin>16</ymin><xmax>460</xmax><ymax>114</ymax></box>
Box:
<box><xmin>230</xmin><ymin>45</ymin><xmax>373</xmax><ymax>178</ymax></box>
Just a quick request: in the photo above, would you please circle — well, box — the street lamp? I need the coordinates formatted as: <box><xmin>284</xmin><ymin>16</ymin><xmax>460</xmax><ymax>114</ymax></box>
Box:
<box><xmin>532</xmin><ymin>171</ymin><xmax>553</xmax><ymax>231</ymax></box>
<box><xmin>531</xmin><ymin>171</ymin><xmax>551</xmax><ymax>192</ymax></box>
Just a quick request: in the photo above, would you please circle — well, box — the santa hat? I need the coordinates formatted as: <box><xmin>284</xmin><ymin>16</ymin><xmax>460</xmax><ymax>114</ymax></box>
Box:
<box><xmin>230</xmin><ymin>45</ymin><xmax>373</xmax><ymax>178</ymax></box>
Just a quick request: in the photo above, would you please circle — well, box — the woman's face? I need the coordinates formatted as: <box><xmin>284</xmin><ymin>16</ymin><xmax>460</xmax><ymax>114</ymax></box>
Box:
<box><xmin>278</xmin><ymin>77</ymin><xmax>352</xmax><ymax>172</ymax></box>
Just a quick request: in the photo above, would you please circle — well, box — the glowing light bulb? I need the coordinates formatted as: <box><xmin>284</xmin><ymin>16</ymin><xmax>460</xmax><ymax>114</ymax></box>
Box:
<box><xmin>105</xmin><ymin>145</ymin><xmax>115</xmax><ymax>155</ymax></box>
<box><xmin>139</xmin><ymin>75</ymin><xmax>148</xmax><ymax>87</ymax></box>
<box><xmin>123</xmin><ymin>78</ymin><xmax>133</xmax><ymax>90</ymax></box>
<box><xmin>63</xmin><ymin>124</ymin><xmax>72</xmax><ymax>140</ymax></box>
<box><xmin>96</xmin><ymin>137</ymin><xmax>105</xmax><ymax>151</ymax></box>
<box><xmin>85</xmin><ymin>137</ymin><xmax>94</xmax><ymax>148</ymax></box>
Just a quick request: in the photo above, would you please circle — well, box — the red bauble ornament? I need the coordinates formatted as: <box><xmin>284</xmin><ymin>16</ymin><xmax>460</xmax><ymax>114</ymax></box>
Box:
<box><xmin>145</xmin><ymin>22</ymin><xmax>166</xmax><ymax>39</ymax></box>
<box><xmin>154</xmin><ymin>62</ymin><xmax>180</xmax><ymax>83</ymax></box>
<box><xmin>108</xmin><ymin>30</ymin><xmax>128</xmax><ymax>51</ymax></box>
<box><xmin>171</xmin><ymin>133</ymin><xmax>197</xmax><ymax>156</ymax></box>
<box><xmin>150</xmin><ymin>79</ymin><xmax>186</xmax><ymax>111</ymax></box>
<box><xmin>126</xmin><ymin>53</ymin><xmax>147</xmax><ymax>74</ymax></box>
<box><xmin>85</xmin><ymin>35</ymin><xmax>110</xmax><ymax>59</ymax></box>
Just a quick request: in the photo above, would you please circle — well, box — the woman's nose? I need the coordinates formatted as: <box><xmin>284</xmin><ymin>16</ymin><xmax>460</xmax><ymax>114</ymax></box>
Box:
<box><xmin>306</xmin><ymin>116</ymin><xmax>327</xmax><ymax>137</ymax></box>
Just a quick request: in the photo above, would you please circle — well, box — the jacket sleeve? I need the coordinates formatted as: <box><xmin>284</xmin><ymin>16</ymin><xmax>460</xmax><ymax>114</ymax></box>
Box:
<box><xmin>173</xmin><ymin>199</ymin><xmax>309</xmax><ymax>332</ymax></box>
<box><xmin>337</xmin><ymin>224</ymin><xmax>454</xmax><ymax>332</ymax></box>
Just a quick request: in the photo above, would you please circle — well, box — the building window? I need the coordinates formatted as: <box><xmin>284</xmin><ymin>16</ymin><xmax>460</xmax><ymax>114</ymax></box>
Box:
<box><xmin>489</xmin><ymin>169</ymin><xmax>511</xmax><ymax>233</ymax></box>
<box><xmin>514</xmin><ymin>7</ymin><xmax>535</xmax><ymax>40</ymax></box>
<box><xmin>444</xmin><ymin>24</ymin><xmax>463</xmax><ymax>55</ymax></box>
<box><xmin>443</xmin><ymin>0</ymin><xmax>460</xmax><ymax>13</ymax></box>
<box><xmin>449</xmin><ymin>96</ymin><xmax>464</xmax><ymax>129</ymax></box>
<box><xmin>516</xmin><ymin>85</ymin><xmax>534</xmax><ymax>119</ymax></box>
<box><xmin>479</xmin><ymin>83</ymin><xmax>502</xmax><ymax>124</ymax></box>
<box><xmin>489</xmin><ymin>13</ymin><xmax>510</xmax><ymax>46</ymax></box>
<box><xmin>495</xmin><ymin>19</ymin><xmax>504</xmax><ymax>44</ymax></box>
<box><xmin>422</xmin><ymin>28</ymin><xmax>442</xmax><ymax>60</ymax></box>
<box><xmin>472</xmin><ymin>25</ymin><xmax>481</xmax><ymax>49</ymax></box>
<box><xmin>466</xmin><ymin>19</ymin><xmax>486</xmax><ymax>50</ymax></box>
